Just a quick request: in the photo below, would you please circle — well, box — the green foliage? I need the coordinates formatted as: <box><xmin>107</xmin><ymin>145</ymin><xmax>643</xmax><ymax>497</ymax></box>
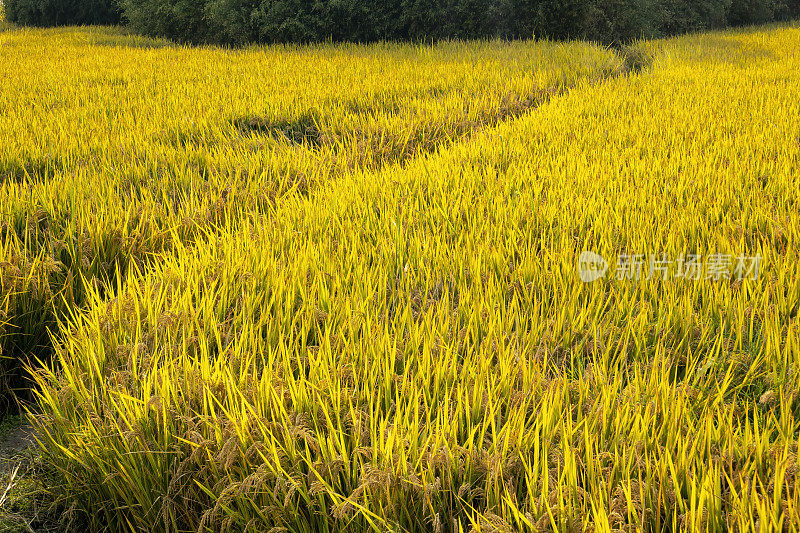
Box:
<box><xmin>727</xmin><ymin>0</ymin><xmax>780</xmax><ymax>24</ymax></box>
<box><xmin>117</xmin><ymin>0</ymin><xmax>799</xmax><ymax>45</ymax></box>
<box><xmin>4</xmin><ymin>0</ymin><xmax>121</xmax><ymax>26</ymax></box>
<box><xmin>658</xmin><ymin>0</ymin><xmax>731</xmax><ymax>34</ymax></box>
<box><xmin>119</xmin><ymin>0</ymin><xmax>209</xmax><ymax>42</ymax></box>
<box><xmin>4</xmin><ymin>0</ymin><xmax>798</xmax><ymax>39</ymax></box>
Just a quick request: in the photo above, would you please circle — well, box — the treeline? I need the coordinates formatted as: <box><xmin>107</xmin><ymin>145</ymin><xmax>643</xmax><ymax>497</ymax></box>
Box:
<box><xmin>4</xmin><ymin>0</ymin><xmax>800</xmax><ymax>44</ymax></box>
<box><xmin>4</xmin><ymin>0</ymin><xmax>121</xmax><ymax>26</ymax></box>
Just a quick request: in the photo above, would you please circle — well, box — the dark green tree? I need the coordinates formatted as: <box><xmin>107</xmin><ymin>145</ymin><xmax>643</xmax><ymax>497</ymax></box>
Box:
<box><xmin>5</xmin><ymin>0</ymin><xmax>122</xmax><ymax>26</ymax></box>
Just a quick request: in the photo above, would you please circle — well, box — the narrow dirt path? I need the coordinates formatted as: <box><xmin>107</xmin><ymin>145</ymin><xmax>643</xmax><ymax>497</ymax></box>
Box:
<box><xmin>0</xmin><ymin>425</ymin><xmax>34</xmax><ymax>462</ymax></box>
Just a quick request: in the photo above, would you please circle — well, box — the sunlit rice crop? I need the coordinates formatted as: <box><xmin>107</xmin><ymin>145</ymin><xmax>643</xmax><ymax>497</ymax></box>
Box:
<box><xmin>1</xmin><ymin>20</ymin><xmax>799</xmax><ymax>533</ymax></box>
<box><xmin>0</xmin><ymin>27</ymin><xmax>619</xmax><ymax>404</ymax></box>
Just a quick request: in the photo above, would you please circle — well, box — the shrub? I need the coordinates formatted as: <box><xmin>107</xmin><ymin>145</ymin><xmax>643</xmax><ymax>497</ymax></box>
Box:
<box><xmin>120</xmin><ymin>0</ymin><xmax>211</xmax><ymax>42</ymax></box>
<box><xmin>657</xmin><ymin>0</ymin><xmax>731</xmax><ymax>34</ymax></box>
<box><xmin>4</xmin><ymin>0</ymin><xmax>122</xmax><ymax>26</ymax></box>
<box><xmin>115</xmin><ymin>0</ymin><xmax>800</xmax><ymax>45</ymax></box>
<box><xmin>727</xmin><ymin>0</ymin><xmax>800</xmax><ymax>24</ymax></box>
<box><xmin>727</xmin><ymin>0</ymin><xmax>779</xmax><ymax>24</ymax></box>
<box><xmin>8</xmin><ymin>0</ymin><xmax>799</xmax><ymax>50</ymax></box>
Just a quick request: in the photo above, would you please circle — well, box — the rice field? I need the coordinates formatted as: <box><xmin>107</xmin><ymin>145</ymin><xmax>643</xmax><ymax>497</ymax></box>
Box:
<box><xmin>0</xmin><ymin>27</ymin><xmax>621</xmax><ymax>404</ymax></box>
<box><xmin>1</xmin><ymin>20</ymin><xmax>799</xmax><ymax>533</ymax></box>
